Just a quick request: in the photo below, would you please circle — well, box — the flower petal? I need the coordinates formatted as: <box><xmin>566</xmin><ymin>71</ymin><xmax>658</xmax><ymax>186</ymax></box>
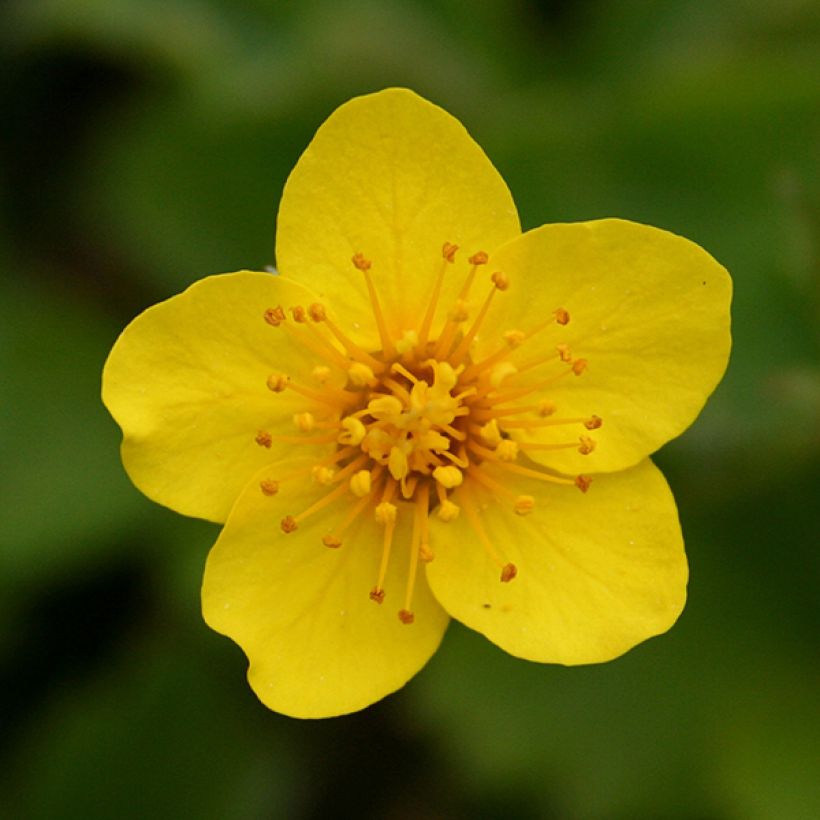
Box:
<box><xmin>276</xmin><ymin>88</ymin><xmax>520</xmax><ymax>343</ymax></box>
<box><xmin>102</xmin><ymin>272</ymin><xmax>342</xmax><ymax>522</ymax></box>
<box><xmin>202</xmin><ymin>461</ymin><xmax>450</xmax><ymax>718</ymax></box>
<box><xmin>477</xmin><ymin>219</ymin><xmax>732</xmax><ymax>473</ymax></box>
<box><xmin>425</xmin><ymin>459</ymin><xmax>687</xmax><ymax>664</ymax></box>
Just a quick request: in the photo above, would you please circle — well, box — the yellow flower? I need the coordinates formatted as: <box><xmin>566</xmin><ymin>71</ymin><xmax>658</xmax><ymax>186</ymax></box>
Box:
<box><xmin>102</xmin><ymin>89</ymin><xmax>731</xmax><ymax>718</ymax></box>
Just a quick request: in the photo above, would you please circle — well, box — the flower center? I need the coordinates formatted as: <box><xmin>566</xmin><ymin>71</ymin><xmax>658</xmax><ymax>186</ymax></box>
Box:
<box><xmin>257</xmin><ymin>243</ymin><xmax>600</xmax><ymax>624</ymax></box>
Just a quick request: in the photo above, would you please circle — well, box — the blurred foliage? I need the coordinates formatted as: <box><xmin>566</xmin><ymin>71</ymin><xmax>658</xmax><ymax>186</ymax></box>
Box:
<box><xmin>1</xmin><ymin>0</ymin><xmax>818</xmax><ymax>818</ymax></box>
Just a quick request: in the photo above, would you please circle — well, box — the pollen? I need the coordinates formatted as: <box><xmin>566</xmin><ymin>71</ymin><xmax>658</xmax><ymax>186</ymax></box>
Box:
<box><xmin>495</xmin><ymin>440</ymin><xmax>519</xmax><ymax>461</ymax></box>
<box><xmin>322</xmin><ymin>535</ymin><xmax>342</xmax><ymax>549</ymax></box>
<box><xmin>578</xmin><ymin>436</ymin><xmax>596</xmax><ymax>455</ymax></box>
<box><xmin>490</xmin><ymin>271</ymin><xmax>509</xmax><ymax>291</ymax></box>
<box><xmin>312</xmin><ymin>465</ymin><xmax>336</xmax><ymax>485</ymax></box>
<box><xmin>442</xmin><ymin>242</ymin><xmax>459</xmax><ymax>262</ymax></box>
<box><xmin>307</xmin><ymin>302</ymin><xmax>326</xmax><ymax>322</ymax></box>
<box><xmin>437</xmin><ymin>499</ymin><xmax>460</xmax><ymax>522</ymax></box>
<box><xmin>350</xmin><ymin>469</ymin><xmax>372</xmax><ymax>497</ymax></box>
<box><xmin>260</xmin><ymin>479</ymin><xmax>279</xmax><ymax>496</ymax></box>
<box><xmin>584</xmin><ymin>415</ymin><xmax>603</xmax><ymax>430</ymax></box>
<box><xmin>351</xmin><ymin>252</ymin><xmax>372</xmax><ymax>271</ymax></box>
<box><xmin>338</xmin><ymin>417</ymin><xmax>366</xmax><ymax>445</ymax></box>
<box><xmin>312</xmin><ymin>365</ymin><xmax>331</xmax><ymax>383</ymax></box>
<box><xmin>281</xmin><ymin>515</ymin><xmax>298</xmax><ymax>533</ymax></box>
<box><xmin>348</xmin><ymin>362</ymin><xmax>377</xmax><ymax>387</ymax></box>
<box><xmin>503</xmin><ymin>329</ymin><xmax>526</xmax><ymax>348</ymax></box>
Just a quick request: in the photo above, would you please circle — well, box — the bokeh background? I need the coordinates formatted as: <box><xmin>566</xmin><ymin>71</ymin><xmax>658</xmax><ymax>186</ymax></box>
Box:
<box><xmin>2</xmin><ymin>1</ymin><xmax>818</xmax><ymax>818</ymax></box>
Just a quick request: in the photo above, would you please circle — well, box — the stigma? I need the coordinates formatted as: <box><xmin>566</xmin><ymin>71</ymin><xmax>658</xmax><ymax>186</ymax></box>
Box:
<box><xmin>257</xmin><ymin>242</ymin><xmax>600</xmax><ymax>624</ymax></box>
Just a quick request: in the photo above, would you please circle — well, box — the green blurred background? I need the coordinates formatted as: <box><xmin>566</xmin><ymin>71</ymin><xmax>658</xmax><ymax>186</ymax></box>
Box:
<box><xmin>1</xmin><ymin>1</ymin><xmax>818</xmax><ymax>818</ymax></box>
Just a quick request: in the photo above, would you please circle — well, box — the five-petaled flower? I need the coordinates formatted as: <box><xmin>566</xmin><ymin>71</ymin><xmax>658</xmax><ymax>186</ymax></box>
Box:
<box><xmin>102</xmin><ymin>88</ymin><xmax>731</xmax><ymax>718</ymax></box>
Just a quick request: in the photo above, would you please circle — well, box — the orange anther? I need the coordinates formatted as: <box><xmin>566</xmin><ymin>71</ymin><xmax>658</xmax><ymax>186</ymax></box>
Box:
<box><xmin>266</xmin><ymin>372</ymin><xmax>289</xmax><ymax>392</ymax></box>
<box><xmin>263</xmin><ymin>305</ymin><xmax>286</xmax><ymax>326</ymax></box>
<box><xmin>500</xmin><ymin>562</ymin><xmax>517</xmax><ymax>583</ymax></box>
<box><xmin>556</xmin><ymin>344</ymin><xmax>572</xmax><ymax>362</ymax></box>
<box><xmin>584</xmin><ymin>415</ymin><xmax>603</xmax><ymax>430</ymax></box>
<box><xmin>322</xmin><ymin>535</ymin><xmax>342</xmax><ymax>549</ymax></box>
<box><xmin>352</xmin><ymin>252</ymin><xmax>372</xmax><ymax>271</ymax></box>
<box><xmin>554</xmin><ymin>307</ymin><xmax>570</xmax><ymax>325</ymax></box>
<box><xmin>514</xmin><ymin>495</ymin><xmax>534</xmax><ymax>515</ymax></box>
<box><xmin>290</xmin><ymin>305</ymin><xmax>307</xmax><ymax>323</ymax></box>
<box><xmin>575</xmin><ymin>475</ymin><xmax>592</xmax><ymax>493</ymax></box>
<box><xmin>259</xmin><ymin>479</ymin><xmax>279</xmax><ymax>496</ymax></box>
<box><xmin>281</xmin><ymin>515</ymin><xmax>298</xmax><ymax>533</ymax></box>
<box><xmin>255</xmin><ymin>431</ymin><xmax>272</xmax><ymax>448</ymax></box>
<box><xmin>442</xmin><ymin>242</ymin><xmax>459</xmax><ymax>262</ymax></box>
<box><xmin>419</xmin><ymin>543</ymin><xmax>434</xmax><ymax>562</ymax></box>
<box><xmin>369</xmin><ymin>587</ymin><xmax>385</xmax><ymax>604</ymax></box>
<box><xmin>398</xmin><ymin>609</ymin><xmax>415</xmax><ymax>624</ymax></box>
<box><xmin>491</xmin><ymin>271</ymin><xmax>509</xmax><ymax>291</ymax></box>
<box><xmin>572</xmin><ymin>358</ymin><xmax>588</xmax><ymax>375</ymax></box>
<box><xmin>503</xmin><ymin>329</ymin><xmax>526</xmax><ymax>348</ymax></box>
<box><xmin>537</xmin><ymin>400</ymin><xmax>557</xmax><ymax>417</ymax></box>
<box><xmin>468</xmin><ymin>251</ymin><xmax>489</xmax><ymax>266</ymax></box>
<box><xmin>578</xmin><ymin>436</ymin><xmax>596</xmax><ymax>455</ymax></box>
<box><xmin>308</xmin><ymin>303</ymin><xmax>326</xmax><ymax>322</ymax></box>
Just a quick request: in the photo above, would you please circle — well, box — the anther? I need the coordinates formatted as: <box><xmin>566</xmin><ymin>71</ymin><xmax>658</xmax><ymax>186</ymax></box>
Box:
<box><xmin>350</xmin><ymin>469</ymin><xmax>372</xmax><ymax>498</ymax></box>
<box><xmin>375</xmin><ymin>502</ymin><xmax>397</xmax><ymax>525</ymax></box>
<box><xmin>572</xmin><ymin>359</ymin><xmax>588</xmax><ymax>375</ymax></box>
<box><xmin>312</xmin><ymin>465</ymin><xmax>336</xmax><ymax>485</ymax></box>
<box><xmin>293</xmin><ymin>412</ymin><xmax>316</xmax><ymax>432</ymax></box>
<box><xmin>491</xmin><ymin>271</ymin><xmax>509</xmax><ymax>291</ymax></box>
<box><xmin>263</xmin><ymin>305</ymin><xmax>286</xmax><ymax>326</ymax></box>
<box><xmin>514</xmin><ymin>495</ymin><xmax>534</xmax><ymax>515</ymax></box>
<box><xmin>584</xmin><ymin>415</ymin><xmax>603</xmax><ymax>430</ymax></box>
<box><xmin>266</xmin><ymin>373</ymin><xmax>289</xmax><ymax>392</ymax></box>
<box><xmin>479</xmin><ymin>419</ymin><xmax>502</xmax><ymax>447</ymax></box>
<box><xmin>259</xmin><ymin>479</ymin><xmax>279</xmax><ymax>496</ymax></box>
<box><xmin>419</xmin><ymin>543</ymin><xmax>434</xmax><ymax>562</ymax></box>
<box><xmin>307</xmin><ymin>302</ymin><xmax>326</xmax><ymax>322</ymax></box>
<box><xmin>500</xmin><ymin>563</ymin><xmax>518</xmax><ymax>583</ymax></box>
<box><xmin>495</xmin><ymin>440</ymin><xmax>519</xmax><ymax>461</ymax></box>
<box><xmin>312</xmin><ymin>365</ymin><xmax>331</xmax><ymax>383</ymax></box>
<box><xmin>449</xmin><ymin>300</ymin><xmax>469</xmax><ymax>322</ymax></box>
<box><xmin>503</xmin><ymin>329</ymin><xmax>526</xmax><ymax>348</ymax></box>
<box><xmin>322</xmin><ymin>535</ymin><xmax>342</xmax><ymax>549</ymax></box>
<box><xmin>255</xmin><ymin>431</ymin><xmax>272</xmax><ymax>448</ymax></box>
<box><xmin>537</xmin><ymin>400</ymin><xmax>557</xmax><ymax>417</ymax></box>
<box><xmin>437</xmin><ymin>500</ymin><xmax>460</xmax><ymax>522</ymax></box>
<box><xmin>351</xmin><ymin>252</ymin><xmax>372</xmax><ymax>271</ymax></box>
<box><xmin>290</xmin><ymin>305</ymin><xmax>307</xmax><ymax>323</ymax></box>
<box><xmin>281</xmin><ymin>515</ymin><xmax>298</xmax><ymax>533</ymax></box>
<box><xmin>468</xmin><ymin>251</ymin><xmax>489</xmax><ymax>266</ymax></box>
<box><xmin>575</xmin><ymin>475</ymin><xmax>592</xmax><ymax>493</ymax></box>
<box><xmin>348</xmin><ymin>362</ymin><xmax>377</xmax><ymax>387</ymax></box>
<box><xmin>338</xmin><ymin>417</ymin><xmax>366</xmax><ymax>445</ymax></box>
<box><xmin>398</xmin><ymin>609</ymin><xmax>415</xmax><ymax>625</ymax></box>
<box><xmin>556</xmin><ymin>344</ymin><xmax>572</xmax><ymax>363</ymax></box>
<box><xmin>578</xmin><ymin>436</ymin><xmax>596</xmax><ymax>455</ymax></box>
<box><xmin>369</xmin><ymin>587</ymin><xmax>385</xmax><ymax>604</ymax></box>
<box><xmin>442</xmin><ymin>242</ymin><xmax>459</xmax><ymax>262</ymax></box>
<box><xmin>554</xmin><ymin>307</ymin><xmax>570</xmax><ymax>325</ymax></box>
<box><xmin>433</xmin><ymin>465</ymin><xmax>463</xmax><ymax>489</ymax></box>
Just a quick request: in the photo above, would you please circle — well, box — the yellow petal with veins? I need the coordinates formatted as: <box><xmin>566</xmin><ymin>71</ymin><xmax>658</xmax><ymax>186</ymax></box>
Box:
<box><xmin>482</xmin><ymin>219</ymin><xmax>732</xmax><ymax>474</ymax></box>
<box><xmin>202</xmin><ymin>461</ymin><xmax>449</xmax><ymax>718</ymax></box>
<box><xmin>425</xmin><ymin>459</ymin><xmax>687</xmax><ymax>664</ymax></box>
<box><xmin>102</xmin><ymin>272</ymin><xmax>340</xmax><ymax>522</ymax></box>
<box><xmin>276</xmin><ymin>88</ymin><xmax>521</xmax><ymax>344</ymax></box>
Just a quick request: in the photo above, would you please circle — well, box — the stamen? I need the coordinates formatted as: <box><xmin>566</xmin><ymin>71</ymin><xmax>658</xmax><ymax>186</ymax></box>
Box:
<box><xmin>324</xmin><ymin>466</ymin><xmax>385</xmax><ymax>547</ymax></box>
<box><xmin>433</xmin><ymin>465</ymin><xmax>463</xmax><ymax>488</ymax></box>
<box><xmin>352</xmin><ymin>253</ymin><xmax>397</xmax><ymax>359</ymax></box>
<box><xmin>255</xmin><ymin>431</ymin><xmax>272</xmax><ymax>448</ymax></box>
<box><xmin>266</xmin><ymin>373</ymin><xmax>289</xmax><ymax>392</ymax></box>
<box><xmin>371</xmin><ymin>480</ymin><xmax>398</xmax><ymax>603</ymax></box>
<box><xmin>399</xmin><ymin>483</ymin><xmax>429</xmax><ymax>625</ymax></box>
<box><xmin>460</xmin><ymin>486</ymin><xmax>517</xmax><ymax>583</ymax></box>
<box><xmin>432</xmin><ymin>250</ymin><xmax>488</xmax><ymax>358</ymax></box>
<box><xmin>554</xmin><ymin>307</ymin><xmax>570</xmax><ymax>325</ymax></box>
<box><xmin>259</xmin><ymin>479</ymin><xmax>279</xmax><ymax>496</ymax></box>
<box><xmin>286</xmin><ymin>380</ymin><xmax>353</xmax><ymax>409</ymax></box>
<box><xmin>416</xmin><ymin>243</ymin><xmax>457</xmax><ymax>355</ymax></box>
<box><xmin>447</xmin><ymin>273</ymin><xmax>508</xmax><ymax>367</ymax></box>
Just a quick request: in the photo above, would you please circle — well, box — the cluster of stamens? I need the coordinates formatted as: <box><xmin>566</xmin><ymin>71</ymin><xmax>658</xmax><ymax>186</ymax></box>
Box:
<box><xmin>255</xmin><ymin>242</ymin><xmax>600</xmax><ymax>624</ymax></box>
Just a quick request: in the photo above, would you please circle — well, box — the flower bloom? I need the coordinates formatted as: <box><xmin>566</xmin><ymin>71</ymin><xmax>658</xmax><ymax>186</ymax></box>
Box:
<box><xmin>102</xmin><ymin>89</ymin><xmax>731</xmax><ymax>718</ymax></box>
